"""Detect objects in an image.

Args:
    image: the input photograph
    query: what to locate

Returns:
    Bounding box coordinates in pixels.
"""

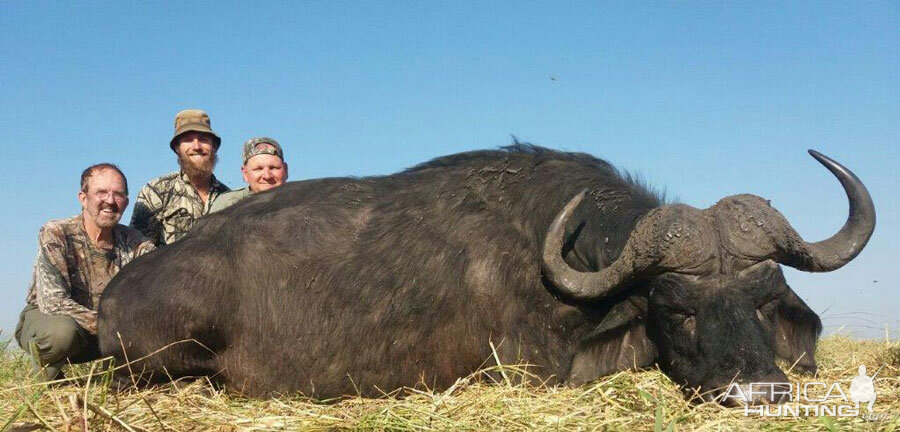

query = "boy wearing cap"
[209,137,289,213]
[130,109,230,245]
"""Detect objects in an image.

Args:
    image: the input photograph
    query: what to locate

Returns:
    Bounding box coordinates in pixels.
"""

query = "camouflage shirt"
[130,171,229,245]
[25,215,156,334]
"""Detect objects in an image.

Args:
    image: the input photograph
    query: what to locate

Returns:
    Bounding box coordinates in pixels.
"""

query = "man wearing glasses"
[16,163,155,381]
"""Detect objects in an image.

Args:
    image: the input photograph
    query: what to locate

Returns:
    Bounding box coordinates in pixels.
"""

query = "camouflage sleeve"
[136,238,156,257]
[115,227,157,268]
[33,223,98,334]
[130,235,156,261]
[130,182,164,246]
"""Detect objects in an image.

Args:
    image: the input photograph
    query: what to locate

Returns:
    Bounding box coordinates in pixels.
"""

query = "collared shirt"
[130,171,229,245]
[208,186,252,213]
[25,214,156,334]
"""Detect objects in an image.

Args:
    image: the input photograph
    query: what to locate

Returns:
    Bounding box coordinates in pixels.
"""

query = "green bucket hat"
[169,109,222,151]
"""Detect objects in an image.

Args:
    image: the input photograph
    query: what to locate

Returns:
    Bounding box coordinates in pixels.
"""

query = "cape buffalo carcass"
[98,144,875,403]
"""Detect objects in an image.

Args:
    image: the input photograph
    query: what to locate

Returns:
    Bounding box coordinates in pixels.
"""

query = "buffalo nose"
[749,382,792,405]
[745,371,792,406]
[714,371,792,406]
[715,382,792,406]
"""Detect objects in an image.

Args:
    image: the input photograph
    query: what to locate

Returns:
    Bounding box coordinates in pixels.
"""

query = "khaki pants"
[15,304,101,380]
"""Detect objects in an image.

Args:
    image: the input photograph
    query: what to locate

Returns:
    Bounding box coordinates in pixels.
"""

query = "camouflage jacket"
[130,171,229,245]
[25,215,156,334]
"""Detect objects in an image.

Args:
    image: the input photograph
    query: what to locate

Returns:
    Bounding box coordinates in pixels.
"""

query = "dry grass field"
[1,335,898,431]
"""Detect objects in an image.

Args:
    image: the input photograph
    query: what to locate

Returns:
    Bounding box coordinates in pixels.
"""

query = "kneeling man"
[209,137,288,212]
[16,164,155,380]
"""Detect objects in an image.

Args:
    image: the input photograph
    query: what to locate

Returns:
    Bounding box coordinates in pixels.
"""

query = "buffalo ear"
[567,295,657,386]
[774,287,822,375]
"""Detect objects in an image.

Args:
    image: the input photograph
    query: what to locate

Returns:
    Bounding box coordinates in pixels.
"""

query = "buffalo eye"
[756,297,779,322]
[755,297,780,336]
[670,312,697,337]
[682,315,697,336]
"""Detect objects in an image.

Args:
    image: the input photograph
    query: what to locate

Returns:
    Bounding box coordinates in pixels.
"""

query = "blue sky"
[1,2,897,339]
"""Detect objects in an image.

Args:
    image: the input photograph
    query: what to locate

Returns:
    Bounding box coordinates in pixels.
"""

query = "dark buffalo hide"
[99,144,872,401]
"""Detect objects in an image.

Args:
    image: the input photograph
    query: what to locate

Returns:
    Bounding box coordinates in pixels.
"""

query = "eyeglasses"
[92,190,128,201]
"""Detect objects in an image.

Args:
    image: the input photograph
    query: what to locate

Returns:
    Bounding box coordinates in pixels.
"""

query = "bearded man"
[131,109,230,245]
[16,164,155,380]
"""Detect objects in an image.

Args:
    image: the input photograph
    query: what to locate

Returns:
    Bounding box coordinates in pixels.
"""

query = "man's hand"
[84,319,98,335]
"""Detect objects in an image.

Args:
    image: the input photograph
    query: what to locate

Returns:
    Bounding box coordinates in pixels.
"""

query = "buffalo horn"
[541,190,648,300]
[773,150,876,271]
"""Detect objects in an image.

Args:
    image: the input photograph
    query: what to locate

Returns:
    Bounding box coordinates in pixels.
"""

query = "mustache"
[99,203,121,214]
[178,151,218,178]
